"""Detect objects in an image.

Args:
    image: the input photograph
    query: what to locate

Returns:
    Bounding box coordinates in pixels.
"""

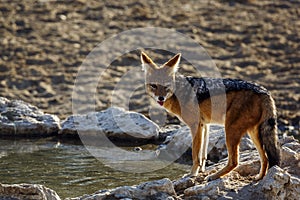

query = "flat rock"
[0,97,60,137]
[70,178,176,200]
[60,107,159,142]
[184,178,228,199]
[0,183,61,200]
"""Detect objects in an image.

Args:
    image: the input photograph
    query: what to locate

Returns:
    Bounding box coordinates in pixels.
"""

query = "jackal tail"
[259,95,281,168]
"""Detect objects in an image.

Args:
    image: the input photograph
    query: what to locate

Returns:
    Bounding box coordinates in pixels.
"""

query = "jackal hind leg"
[248,127,268,180]
[206,126,244,181]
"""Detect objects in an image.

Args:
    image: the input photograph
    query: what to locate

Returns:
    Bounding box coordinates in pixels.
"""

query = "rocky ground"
[0,0,299,136]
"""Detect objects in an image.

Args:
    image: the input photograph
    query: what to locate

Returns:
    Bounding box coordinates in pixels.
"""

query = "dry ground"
[0,0,299,134]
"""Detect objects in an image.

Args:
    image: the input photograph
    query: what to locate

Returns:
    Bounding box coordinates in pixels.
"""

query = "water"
[0,138,190,199]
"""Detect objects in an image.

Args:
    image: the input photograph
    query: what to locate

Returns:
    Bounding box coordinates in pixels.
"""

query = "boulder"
[280,135,300,176]
[0,97,60,137]
[70,178,176,200]
[0,183,61,200]
[159,125,255,163]
[254,166,300,200]
[173,177,195,192]
[60,107,159,142]
[158,126,192,162]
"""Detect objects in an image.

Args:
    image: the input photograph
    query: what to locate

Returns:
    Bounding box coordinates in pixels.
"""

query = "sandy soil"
[0,0,299,134]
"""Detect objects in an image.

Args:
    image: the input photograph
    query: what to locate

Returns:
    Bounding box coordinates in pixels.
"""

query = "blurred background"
[0,0,299,135]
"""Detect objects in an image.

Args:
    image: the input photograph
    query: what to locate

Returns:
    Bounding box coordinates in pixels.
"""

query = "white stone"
[60,107,159,140]
[71,178,176,200]
[0,97,60,136]
[258,166,300,200]
[0,183,61,200]
[184,178,226,198]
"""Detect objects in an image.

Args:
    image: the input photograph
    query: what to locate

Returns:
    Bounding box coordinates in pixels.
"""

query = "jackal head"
[141,51,181,106]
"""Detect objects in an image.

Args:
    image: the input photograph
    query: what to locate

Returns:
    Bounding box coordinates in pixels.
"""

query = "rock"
[207,126,255,161]
[71,178,176,200]
[60,107,159,142]
[158,126,192,162]
[280,135,300,176]
[183,170,252,199]
[184,178,227,199]
[183,166,300,200]
[0,97,60,137]
[253,166,300,200]
[233,150,261,177]
[281,145,300,171]
[0,183,61,200]
[159,125,255,163]
[173,177,195,192]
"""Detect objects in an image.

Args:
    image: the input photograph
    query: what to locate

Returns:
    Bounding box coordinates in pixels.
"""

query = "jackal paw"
[182,173,197,179]
[254,174,264,181]
[200,165,206,173]
[182,173,190,178]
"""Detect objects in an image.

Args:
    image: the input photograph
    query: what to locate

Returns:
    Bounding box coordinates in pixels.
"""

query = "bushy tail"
[259,96,281,168]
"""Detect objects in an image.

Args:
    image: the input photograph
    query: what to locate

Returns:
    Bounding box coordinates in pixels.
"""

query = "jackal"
[141,51,281,180]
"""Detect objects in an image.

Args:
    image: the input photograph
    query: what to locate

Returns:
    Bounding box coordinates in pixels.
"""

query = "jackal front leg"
[200,124,209,172]
[190,123,205,177]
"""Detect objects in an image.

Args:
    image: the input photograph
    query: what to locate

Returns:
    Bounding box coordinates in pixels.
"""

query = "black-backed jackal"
[141,52,281,181]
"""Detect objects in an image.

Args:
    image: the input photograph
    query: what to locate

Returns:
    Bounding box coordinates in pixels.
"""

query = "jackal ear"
[164,53,181,74]
[141,52,157,71]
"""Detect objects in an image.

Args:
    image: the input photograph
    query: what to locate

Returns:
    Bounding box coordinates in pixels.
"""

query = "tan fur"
[141,52,280,181]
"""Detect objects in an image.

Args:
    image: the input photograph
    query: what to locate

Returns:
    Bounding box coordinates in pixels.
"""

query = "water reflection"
[0,138,189,198]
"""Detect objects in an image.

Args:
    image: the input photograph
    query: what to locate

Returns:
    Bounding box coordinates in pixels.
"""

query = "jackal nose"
[158,96,164,101]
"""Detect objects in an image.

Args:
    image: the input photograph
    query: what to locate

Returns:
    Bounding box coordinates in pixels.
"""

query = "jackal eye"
[149,84,157,89]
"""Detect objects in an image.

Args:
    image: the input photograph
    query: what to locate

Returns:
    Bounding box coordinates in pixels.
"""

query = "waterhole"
[0,138,189,199]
